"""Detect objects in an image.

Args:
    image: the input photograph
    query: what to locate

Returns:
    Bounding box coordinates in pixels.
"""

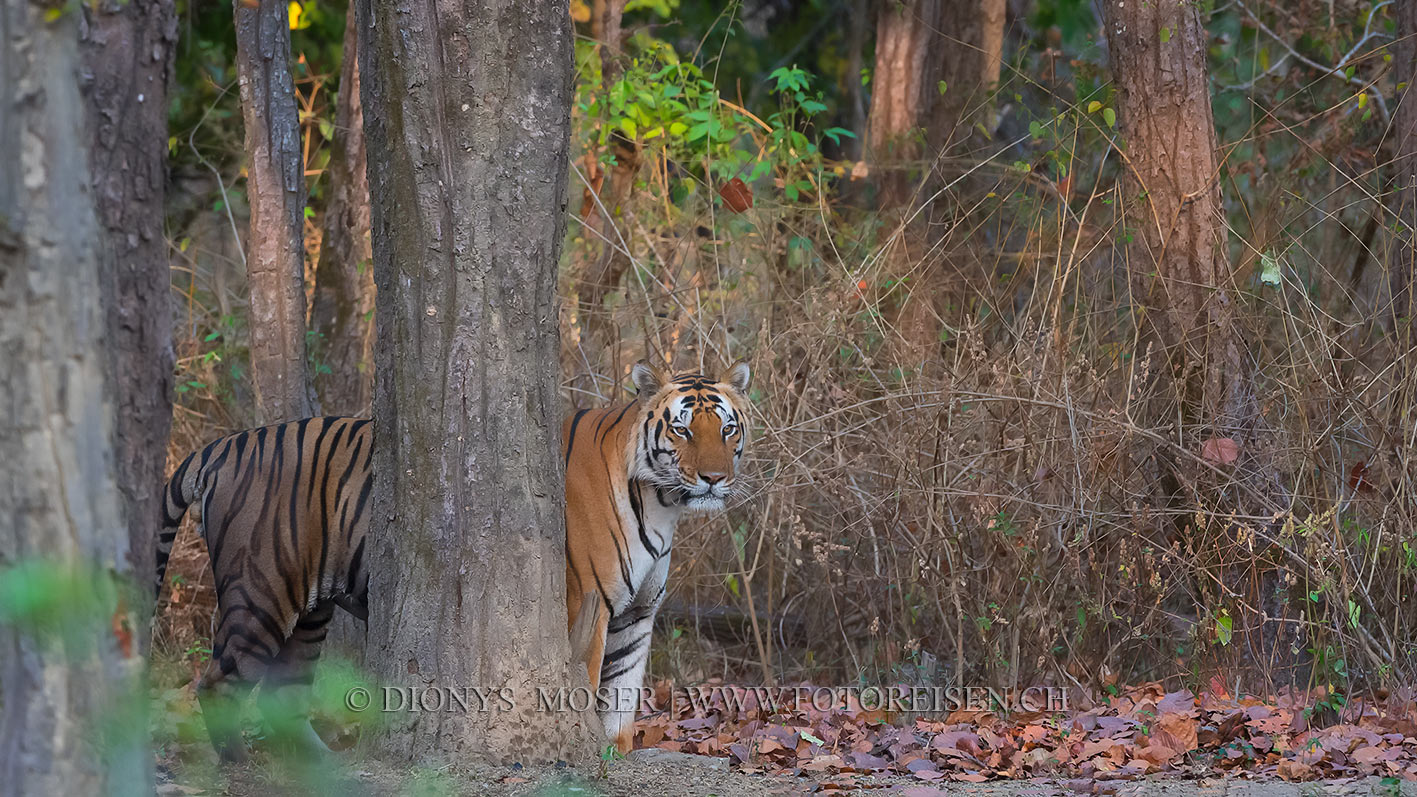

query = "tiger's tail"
[156,449,203,600]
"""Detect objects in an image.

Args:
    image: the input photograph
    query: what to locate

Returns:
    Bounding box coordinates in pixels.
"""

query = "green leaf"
[1103,107,1117,128]
[1087,100,1103,114]
[1216,610,1233,646]
[1028,120,1045,139]
[800,730,825,746]
[725,574,740,598]
[1348,600,1361,629]
[937,80,948,95]
[619,117,638,139]
[1159,26,1171,43]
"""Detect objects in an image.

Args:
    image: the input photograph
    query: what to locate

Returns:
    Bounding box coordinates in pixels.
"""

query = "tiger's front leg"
[596,556,669,753]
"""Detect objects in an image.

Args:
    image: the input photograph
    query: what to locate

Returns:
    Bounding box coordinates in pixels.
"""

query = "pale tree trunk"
[360,0,599,763]
[236,0,313,423]
[80,0,177,612]
[0,4,151,792]
[1391,0,1417,331]
[310,2,373,418]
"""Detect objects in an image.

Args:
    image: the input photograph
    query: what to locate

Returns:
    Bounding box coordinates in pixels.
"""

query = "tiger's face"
[632,361,752,511]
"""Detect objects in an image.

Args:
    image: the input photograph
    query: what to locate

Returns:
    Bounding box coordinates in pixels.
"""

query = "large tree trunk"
[1392,0,1417,331]
[925,0,1006,154]
[80,0,177,612]
[0,4,151,792]
[359,0,599,763]
[309,2,373,417]
[236,0,313,423]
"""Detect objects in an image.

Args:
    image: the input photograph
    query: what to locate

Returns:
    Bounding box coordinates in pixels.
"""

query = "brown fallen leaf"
[1277,759,1314,781]
[1134,744,1180,766]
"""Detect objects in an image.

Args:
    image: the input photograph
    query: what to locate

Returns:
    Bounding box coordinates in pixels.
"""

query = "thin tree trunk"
[576,0,637,350]
[1104,0,1290,682]
[844,0,871,162]
[236,0,312,423]
[0,4,151,791]
[866,0,942,209]
[1103,0,1251,433]
[310,2,373,417]
[360,0,599,763]
[80,0,177,612]
[1392,0,1417,331]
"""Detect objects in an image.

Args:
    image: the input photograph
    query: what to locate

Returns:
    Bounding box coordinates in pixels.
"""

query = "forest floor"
[151,657,1417,796]
[156,752,1417,796]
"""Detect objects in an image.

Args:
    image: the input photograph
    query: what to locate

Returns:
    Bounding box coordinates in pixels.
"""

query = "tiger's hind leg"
[198,608,279,764]
[258,600,336,757]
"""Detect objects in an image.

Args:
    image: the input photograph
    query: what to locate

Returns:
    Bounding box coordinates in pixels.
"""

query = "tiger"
[563,360,751,752]
[155,360,752,761]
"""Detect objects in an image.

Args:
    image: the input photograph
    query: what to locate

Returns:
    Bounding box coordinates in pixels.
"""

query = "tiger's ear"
[719,360,751,394]
[631,360,665,401]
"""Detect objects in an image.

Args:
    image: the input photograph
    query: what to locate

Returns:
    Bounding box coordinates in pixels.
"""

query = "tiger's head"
[630,360,752,512]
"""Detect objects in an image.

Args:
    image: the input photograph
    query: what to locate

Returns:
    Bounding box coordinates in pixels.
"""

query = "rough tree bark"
[0,4,151,792]
[1391,0,1417,331]
[80,0,177,606]
[309,3,373,417]
[235,0,313,423]
[359,0,599,762]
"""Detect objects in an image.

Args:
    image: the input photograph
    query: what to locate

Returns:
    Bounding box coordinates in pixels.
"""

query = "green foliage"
[0,559,122,652]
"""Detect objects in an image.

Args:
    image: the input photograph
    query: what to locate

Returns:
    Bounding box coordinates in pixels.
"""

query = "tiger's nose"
[701,472,728,486]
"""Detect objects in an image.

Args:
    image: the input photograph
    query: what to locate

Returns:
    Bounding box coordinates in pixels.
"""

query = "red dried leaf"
[1349,461,1376,493]
[719,177,753,212]
[1200,437,1241,465]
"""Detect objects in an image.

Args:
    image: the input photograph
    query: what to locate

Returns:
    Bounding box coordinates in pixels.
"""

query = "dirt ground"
[156,749,1417,797]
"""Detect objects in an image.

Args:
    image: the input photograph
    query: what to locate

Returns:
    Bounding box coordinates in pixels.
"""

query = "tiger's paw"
[614,725,635,755]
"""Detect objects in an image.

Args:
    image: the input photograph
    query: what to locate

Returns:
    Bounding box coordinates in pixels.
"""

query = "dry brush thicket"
[158,16,1416,702]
